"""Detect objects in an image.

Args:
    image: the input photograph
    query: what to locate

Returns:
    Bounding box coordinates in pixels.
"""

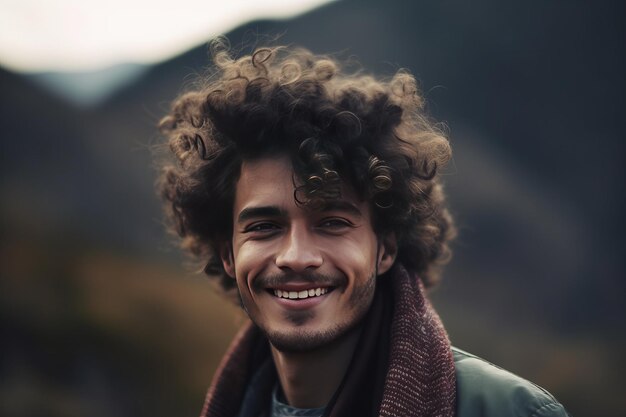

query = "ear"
[376,233,398,275]
[219,242,236,279]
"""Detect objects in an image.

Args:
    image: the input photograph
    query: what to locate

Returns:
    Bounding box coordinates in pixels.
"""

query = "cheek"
[326,238,378,273]
[233,243,274,288]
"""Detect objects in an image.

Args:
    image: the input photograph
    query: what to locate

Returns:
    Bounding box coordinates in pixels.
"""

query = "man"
[157,44,568,417]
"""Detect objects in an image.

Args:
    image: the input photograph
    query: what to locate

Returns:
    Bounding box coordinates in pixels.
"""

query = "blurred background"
[1,0,624,416]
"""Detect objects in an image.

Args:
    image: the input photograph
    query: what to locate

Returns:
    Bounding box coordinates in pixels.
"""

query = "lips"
[256,273,343,299]
[273,287,330,299]
[266,284,335,311]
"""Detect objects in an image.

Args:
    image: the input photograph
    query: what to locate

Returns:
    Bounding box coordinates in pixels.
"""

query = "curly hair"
[157,43,456,299]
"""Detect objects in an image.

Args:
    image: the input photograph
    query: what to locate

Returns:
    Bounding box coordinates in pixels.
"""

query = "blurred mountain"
[1,0,624,416]
[26,64,150,108]
[0,65,171,258]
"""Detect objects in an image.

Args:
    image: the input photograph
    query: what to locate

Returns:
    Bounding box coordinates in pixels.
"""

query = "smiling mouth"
[270,287,333,300]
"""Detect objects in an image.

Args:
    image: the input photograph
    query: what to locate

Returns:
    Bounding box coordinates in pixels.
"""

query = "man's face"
[222,155,395,352]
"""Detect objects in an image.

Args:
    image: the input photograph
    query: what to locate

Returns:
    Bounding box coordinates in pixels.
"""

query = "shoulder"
[452,347,569,417]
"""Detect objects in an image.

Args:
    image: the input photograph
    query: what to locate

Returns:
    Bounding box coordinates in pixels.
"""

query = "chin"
[263,319,363,353]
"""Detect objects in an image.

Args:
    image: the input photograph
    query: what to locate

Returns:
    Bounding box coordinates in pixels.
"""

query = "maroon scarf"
[200,264,456,417]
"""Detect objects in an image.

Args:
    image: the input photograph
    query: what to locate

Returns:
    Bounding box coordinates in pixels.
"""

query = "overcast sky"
[0,0,333,73]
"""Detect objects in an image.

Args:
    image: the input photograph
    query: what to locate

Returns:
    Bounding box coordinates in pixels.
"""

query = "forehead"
[238,155,294,188]
[233,156,368,217]
[235,156,294,206]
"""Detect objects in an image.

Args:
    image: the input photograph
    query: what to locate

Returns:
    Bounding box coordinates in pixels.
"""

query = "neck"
[270,326,362,409]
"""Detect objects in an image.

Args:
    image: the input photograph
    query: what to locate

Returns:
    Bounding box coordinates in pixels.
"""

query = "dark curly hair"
[157,43,456,299]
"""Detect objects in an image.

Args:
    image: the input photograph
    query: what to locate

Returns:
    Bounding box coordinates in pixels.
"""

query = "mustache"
[253,271,345,290]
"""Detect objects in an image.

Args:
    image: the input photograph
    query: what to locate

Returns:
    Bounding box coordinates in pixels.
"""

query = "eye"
[318,218,353,230]
[244,222,280,233]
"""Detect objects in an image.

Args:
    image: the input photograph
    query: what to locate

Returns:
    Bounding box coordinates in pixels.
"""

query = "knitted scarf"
[200,264,456,417]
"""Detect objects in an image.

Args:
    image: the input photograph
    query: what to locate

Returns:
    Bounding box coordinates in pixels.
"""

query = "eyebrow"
[236,201,363,224]
[237,206,287,224]
[319,200,363,218]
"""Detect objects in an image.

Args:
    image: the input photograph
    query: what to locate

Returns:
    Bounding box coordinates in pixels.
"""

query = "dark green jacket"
[453,347,569,417]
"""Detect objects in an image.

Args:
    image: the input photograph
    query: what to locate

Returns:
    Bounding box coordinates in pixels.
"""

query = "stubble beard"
[258,272,377,353]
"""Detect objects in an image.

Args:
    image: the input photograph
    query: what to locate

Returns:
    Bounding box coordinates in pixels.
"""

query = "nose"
[275,224,323,272]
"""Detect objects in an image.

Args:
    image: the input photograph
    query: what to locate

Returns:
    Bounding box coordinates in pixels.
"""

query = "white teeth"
[273,287,330,299]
